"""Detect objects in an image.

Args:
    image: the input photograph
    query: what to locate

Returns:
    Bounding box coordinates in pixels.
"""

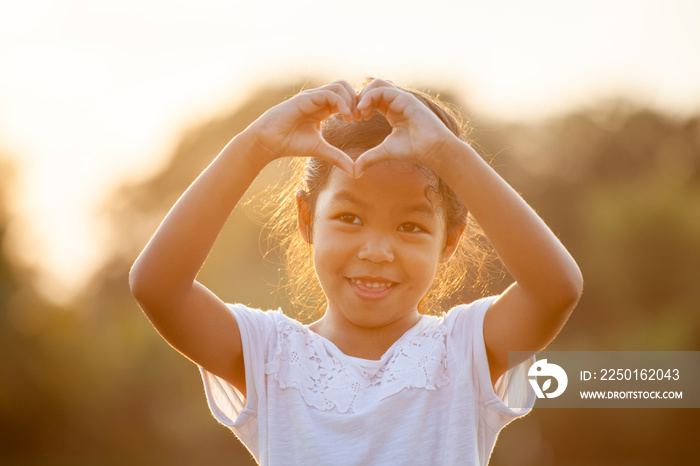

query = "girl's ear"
[296,189,313,244]
[440,223,465,263]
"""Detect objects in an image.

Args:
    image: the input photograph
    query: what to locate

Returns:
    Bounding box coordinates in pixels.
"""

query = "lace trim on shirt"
[264,316,449,413]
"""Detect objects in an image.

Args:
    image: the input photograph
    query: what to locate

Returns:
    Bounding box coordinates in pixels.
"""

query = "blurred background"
[1,1,699,464]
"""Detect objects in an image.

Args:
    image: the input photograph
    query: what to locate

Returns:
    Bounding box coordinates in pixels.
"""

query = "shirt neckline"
[303,314,438,369]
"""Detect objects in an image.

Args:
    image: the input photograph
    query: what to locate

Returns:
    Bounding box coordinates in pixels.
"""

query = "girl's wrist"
[429,135,479,181]
[226,126,277,172]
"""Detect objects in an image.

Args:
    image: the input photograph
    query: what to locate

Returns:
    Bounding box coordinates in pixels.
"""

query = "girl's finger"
[313,81,358,122]
[356,86,410,121]
[299,89,353,121]
[352,143,392,178]
[357,78,395,102]
[330,80,360,119]
[358,77,395,97]
[313,139,356,178]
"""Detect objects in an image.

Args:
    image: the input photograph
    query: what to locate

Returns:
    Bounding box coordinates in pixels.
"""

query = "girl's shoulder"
[242,295,498,354]
[227,296,497,347]
[223,303,293,342]
[441,295,499,332]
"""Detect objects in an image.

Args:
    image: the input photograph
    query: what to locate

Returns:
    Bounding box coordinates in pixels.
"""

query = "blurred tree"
[0,159,93,463]
[476,103,700,465]
[4,83,698,464]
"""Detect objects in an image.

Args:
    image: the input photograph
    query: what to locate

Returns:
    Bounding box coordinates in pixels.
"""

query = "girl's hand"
[248,81,358,176]
[353,79,459,177]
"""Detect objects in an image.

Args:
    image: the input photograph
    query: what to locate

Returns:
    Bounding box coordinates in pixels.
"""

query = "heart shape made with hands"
[318,81,454,180]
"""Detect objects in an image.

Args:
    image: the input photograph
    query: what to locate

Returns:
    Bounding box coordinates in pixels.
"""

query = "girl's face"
[300,161,461,330]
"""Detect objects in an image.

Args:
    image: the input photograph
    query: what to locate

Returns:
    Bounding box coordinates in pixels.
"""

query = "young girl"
[129,79,583,465]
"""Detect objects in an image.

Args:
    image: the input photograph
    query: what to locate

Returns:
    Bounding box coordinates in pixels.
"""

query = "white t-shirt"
[200,296,535,465]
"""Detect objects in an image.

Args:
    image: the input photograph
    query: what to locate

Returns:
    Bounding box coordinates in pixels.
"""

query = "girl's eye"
[398,223,424,233]
[338,214,361,225]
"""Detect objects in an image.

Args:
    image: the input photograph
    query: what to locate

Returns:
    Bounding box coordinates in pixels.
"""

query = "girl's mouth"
[347,277,397,300]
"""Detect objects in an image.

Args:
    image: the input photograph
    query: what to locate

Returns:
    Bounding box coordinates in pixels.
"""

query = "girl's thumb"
[353,144,390,178]
[315,140,355,178]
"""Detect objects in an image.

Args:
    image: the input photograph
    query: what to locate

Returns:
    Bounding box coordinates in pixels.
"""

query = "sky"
[1,0,699,304]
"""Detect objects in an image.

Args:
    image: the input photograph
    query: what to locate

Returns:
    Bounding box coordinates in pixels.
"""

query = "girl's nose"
[357,234,395,263]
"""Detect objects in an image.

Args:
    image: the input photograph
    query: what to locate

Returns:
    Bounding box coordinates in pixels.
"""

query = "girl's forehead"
[321,161,441,209]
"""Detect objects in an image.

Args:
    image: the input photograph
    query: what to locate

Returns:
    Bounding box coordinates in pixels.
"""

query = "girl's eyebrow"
[331,189,437,218]
[403,203,438,218]
[331,189,369,208]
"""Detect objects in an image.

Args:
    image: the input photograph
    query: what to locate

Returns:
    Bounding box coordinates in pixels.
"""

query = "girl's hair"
[252,81,497,322]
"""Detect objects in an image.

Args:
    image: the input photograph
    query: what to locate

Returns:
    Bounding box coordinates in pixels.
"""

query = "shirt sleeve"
[199,304,277,445]
[446,296,536,432]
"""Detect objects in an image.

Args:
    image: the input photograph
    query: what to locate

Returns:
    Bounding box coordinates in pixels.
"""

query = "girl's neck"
[309,309,422,360]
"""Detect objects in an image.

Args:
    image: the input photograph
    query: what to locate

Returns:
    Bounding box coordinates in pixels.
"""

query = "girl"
[129,79,583,465]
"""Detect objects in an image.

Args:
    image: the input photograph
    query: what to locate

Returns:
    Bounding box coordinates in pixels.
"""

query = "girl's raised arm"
[129,82,356,394]
[354,80,583,386]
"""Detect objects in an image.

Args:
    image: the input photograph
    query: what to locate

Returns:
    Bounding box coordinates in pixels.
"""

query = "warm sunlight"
[1,0,699,303]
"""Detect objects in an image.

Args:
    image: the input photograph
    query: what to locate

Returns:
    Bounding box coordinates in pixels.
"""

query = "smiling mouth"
[348,277,397,289]
[346,277,398,301]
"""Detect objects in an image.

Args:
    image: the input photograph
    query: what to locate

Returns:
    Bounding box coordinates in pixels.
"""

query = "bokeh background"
[1,1,699,464]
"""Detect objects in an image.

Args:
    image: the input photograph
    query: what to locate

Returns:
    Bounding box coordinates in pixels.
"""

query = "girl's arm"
[354,80,583,386]
[129,82,356,394]
[433,138,583,385]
